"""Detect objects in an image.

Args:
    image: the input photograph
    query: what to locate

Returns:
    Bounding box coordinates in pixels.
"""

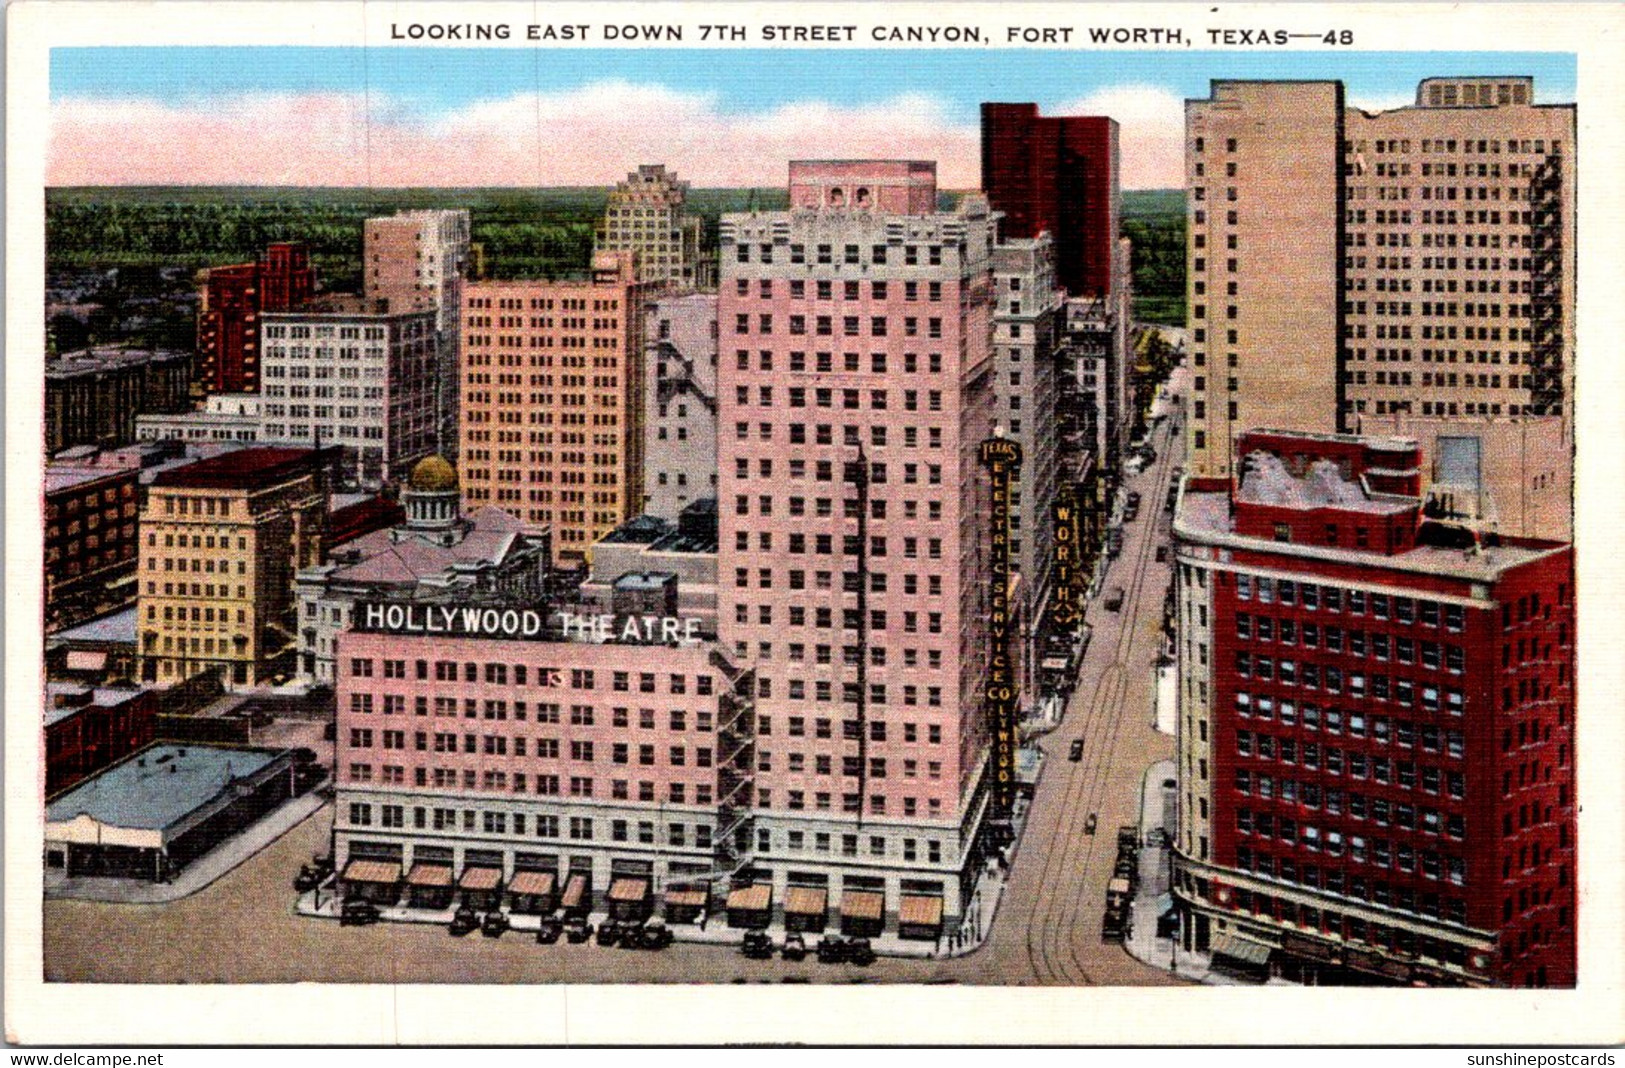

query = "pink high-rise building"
[715,161,999,935]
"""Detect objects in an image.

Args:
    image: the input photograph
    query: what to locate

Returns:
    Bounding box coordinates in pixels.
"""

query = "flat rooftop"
[150,446,330,490]
[51,605,139,646]
[1178,487,1563,581]
[46,744,282,831]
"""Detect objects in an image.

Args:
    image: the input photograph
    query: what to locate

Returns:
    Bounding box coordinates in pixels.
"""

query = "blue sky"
[51,47,1577,118]
[48,47,1577,188]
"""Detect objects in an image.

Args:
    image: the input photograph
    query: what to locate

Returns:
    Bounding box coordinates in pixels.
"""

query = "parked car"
[596,920,623,947]
[1127,491,1142,510]
[535,917,564,944]
[1118,826,1141,850]
[480,911,510,939]
[339,900,380,927]
[293,864,325,893]
[1155,546,1168,562]
[781,932,808,961]
[1101,910,1127,944]
[564,918,594,943]
[639,920,674,951]
[846,938,877,967]
[1104,587,1125,612]
[1069,738,1085,762]
[816,935,848,963]
[449,905,480,937]
[1084,813,1098,836]
[742,930,775,959]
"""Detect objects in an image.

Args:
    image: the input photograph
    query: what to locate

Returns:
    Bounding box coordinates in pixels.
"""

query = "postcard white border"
[7,0,1625,1047]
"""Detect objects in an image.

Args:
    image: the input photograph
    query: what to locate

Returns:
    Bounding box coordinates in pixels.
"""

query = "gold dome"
[408,455,458,492]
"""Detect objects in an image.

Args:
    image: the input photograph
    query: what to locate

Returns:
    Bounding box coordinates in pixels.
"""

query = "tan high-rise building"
[1184,81,1346,483]
[364,210,471,462]
[458,251,652,565]
[136,446,333,689]
[1184,77,1576,539]
[595,165,715,289]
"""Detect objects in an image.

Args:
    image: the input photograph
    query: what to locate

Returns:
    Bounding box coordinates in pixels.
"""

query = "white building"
[135,393,262,445]
[260,297,438,488]
[644,292,718,521]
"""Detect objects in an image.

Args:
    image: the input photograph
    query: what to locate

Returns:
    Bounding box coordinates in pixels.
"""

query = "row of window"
[730,241,944,267]
[349,658,715,695]
[732,278,944,302]
[345,693,719,731]
[346,801,709,847]
[731,349,946,375]
[347,768,708,805]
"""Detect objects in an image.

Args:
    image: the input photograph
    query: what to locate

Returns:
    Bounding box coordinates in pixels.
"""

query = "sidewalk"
[45,791,330,904]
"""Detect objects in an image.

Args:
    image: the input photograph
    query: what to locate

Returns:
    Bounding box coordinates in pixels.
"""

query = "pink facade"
[715,161,999,915]
[788,160,938,214]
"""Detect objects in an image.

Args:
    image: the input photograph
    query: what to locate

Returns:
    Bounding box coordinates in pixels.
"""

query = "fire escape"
[840,447,872,829]
[652,339,717,416]
[1526,152,1564,416]
[709,648,757,881]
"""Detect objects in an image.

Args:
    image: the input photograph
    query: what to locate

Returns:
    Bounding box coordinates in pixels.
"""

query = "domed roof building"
[409,454,458,492]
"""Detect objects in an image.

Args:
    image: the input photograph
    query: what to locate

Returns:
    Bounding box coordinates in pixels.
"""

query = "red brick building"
[45,683,158,795]
[196,242,315,394]
[980,103,1121,300]
[44,451,143,631]
[1172,430,1574,988]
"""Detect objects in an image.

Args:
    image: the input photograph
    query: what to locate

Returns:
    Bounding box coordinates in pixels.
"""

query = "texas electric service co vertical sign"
[979,436,1022,819]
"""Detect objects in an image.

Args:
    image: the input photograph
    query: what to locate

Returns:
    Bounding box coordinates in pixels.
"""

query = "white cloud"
[1053,84,1187,189]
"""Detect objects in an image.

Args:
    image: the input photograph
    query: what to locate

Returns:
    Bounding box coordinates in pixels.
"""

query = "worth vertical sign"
[979,436,1022,824]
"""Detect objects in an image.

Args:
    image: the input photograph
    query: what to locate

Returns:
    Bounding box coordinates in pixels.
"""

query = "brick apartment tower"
[981,103,1121,300]
[1184,78,1575,539]
[716,161,998,932]
[364,210,471,463]
[196,242,315,395]
[458,251,652,566]
[1172,430,1574,987]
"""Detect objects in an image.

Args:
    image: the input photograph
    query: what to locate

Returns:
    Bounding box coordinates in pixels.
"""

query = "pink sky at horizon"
[48,82,1188,190]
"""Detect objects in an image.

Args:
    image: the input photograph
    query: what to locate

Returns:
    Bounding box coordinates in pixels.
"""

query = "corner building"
[716,161,998,935]
[1172,430,1574,987]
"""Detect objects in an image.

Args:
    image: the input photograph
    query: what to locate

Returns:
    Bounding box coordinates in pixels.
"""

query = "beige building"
[595,165,715,289]
[1184,77,1575,539]
[136,446,332,688]
[364,210,471,462]
[458,251,653,565]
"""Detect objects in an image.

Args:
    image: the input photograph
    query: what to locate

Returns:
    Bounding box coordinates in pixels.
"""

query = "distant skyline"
[49,47,1577,189]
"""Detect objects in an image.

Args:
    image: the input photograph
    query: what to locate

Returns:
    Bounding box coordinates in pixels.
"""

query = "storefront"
[405,862,454,909]
[1210,932,1275,980]
[725,883,772,930]
[783,885,829,934]
[838,890,885,938]
[342,859,402,905]
[507,869,557,915]
[607,876,653,922]
[663,884,709,925]
[560,872,592,918]
[897,894,945,942]
[459,865,504,911]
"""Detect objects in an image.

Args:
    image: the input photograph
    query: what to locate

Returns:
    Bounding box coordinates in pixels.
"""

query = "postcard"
[6,0,1624,1048]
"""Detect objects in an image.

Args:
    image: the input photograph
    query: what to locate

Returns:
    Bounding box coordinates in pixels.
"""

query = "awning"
[406,863,452,888]
[664,886,709,908]
[561,874,588,909]
[458,866,502,892]
[840,890,884,922]
[342,860,401,884]
[66,650,108,671]
[726,883,771,912]
[608,877,650,903]
[898,894,944,928]
[784,886,828,917]
[1212,932,1274,967]
[508,870,556,897]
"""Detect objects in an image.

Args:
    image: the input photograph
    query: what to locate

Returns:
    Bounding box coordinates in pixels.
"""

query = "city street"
[43,378,1190,987]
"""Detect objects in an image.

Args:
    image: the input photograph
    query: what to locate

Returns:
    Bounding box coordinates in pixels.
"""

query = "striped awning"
[608,877,650,903]
[561,874,589,908]
[342,860,401,884]
[664,886,709,908]
[840,890,884,921]
[458,866,502,891]
[726,883,771,912]
[784,886,828,917]
[898,894,944,928]
[1213,933,1274,967]
[508,870,556,897]
[406,863,452,888]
